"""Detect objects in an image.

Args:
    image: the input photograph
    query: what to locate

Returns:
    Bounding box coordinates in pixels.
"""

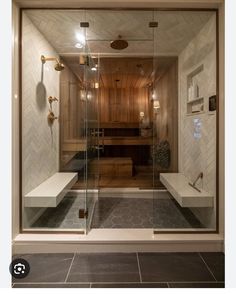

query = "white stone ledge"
[160,173,213,207]
[24,172,78,207]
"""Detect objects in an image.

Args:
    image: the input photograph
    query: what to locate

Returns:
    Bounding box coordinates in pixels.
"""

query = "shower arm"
[41,55,59,64]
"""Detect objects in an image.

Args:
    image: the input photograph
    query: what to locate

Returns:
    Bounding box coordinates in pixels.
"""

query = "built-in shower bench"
[160,173,213,207]
[24,172,78,207]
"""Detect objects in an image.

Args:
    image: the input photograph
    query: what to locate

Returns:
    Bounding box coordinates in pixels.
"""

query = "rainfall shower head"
[41,55,65,71]
[110,35,128,50]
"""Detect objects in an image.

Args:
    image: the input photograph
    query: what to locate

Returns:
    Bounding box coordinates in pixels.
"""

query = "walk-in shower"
[20,8,218,235]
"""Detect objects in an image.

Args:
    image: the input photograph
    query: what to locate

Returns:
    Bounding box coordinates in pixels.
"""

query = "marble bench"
[24,172,78,207]
[160,173,213,207]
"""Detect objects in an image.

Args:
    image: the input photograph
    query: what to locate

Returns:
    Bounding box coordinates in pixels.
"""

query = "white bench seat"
[160,173,213,207]
[24,172,78,207]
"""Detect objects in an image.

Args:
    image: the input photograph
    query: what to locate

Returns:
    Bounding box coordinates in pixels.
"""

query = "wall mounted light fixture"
[153,100,160,109]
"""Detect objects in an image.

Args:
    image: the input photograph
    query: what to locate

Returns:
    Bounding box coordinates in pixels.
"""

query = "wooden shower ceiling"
[99,57,152,89]
[99,57,177,88]
[61,56,177,88]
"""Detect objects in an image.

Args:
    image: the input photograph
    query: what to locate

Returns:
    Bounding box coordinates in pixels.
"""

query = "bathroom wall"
[22,13,60,227]
[178,14,217,228]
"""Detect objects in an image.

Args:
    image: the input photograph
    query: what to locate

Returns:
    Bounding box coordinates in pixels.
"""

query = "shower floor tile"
[31,196,85,229]
[31,193,204,230]
[91,195,204,229]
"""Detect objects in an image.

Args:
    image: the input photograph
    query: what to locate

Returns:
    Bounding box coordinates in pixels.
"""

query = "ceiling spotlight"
[75,42,83,48]
[75,33,86,48]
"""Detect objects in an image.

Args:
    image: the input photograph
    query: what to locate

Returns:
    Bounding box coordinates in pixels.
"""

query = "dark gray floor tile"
[13,283,90,288]
[12,254,73,283]
[67,253,140,283]
[169,282,225,288]
[91,282,168,288]
[200,252,225,281]
[138,252,215,282]
[91,197,203,229]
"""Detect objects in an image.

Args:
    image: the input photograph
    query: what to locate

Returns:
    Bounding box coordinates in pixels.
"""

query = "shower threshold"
[13,229,223,254]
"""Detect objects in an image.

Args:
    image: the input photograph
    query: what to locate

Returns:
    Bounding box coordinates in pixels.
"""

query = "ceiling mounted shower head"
[41,55,65,71]
[110,35,128,50]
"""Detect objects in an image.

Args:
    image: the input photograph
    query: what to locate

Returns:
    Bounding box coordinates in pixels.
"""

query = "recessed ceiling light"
[75,33,86,48]
[75,42,83,48]
[91,67,97,71]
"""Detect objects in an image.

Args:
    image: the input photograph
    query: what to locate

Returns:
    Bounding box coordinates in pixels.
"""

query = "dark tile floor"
[31,194,203,229]
[92,196,204,228]
[12,252,224,288]
[32,196,85,229]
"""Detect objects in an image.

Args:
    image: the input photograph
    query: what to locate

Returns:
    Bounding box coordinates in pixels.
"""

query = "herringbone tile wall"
[178,15,217,228]
[22,14,60,226]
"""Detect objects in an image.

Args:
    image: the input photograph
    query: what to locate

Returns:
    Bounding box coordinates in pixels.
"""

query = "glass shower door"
[83,26,100,233]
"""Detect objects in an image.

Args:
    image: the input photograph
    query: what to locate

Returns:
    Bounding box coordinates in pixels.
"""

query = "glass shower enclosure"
[20,8,218,234]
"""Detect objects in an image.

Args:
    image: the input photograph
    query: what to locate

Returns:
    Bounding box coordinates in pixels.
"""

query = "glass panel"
[85,10,155,229]
[21,9,89,232]
[83,21,100,232]
[153,11,217,232]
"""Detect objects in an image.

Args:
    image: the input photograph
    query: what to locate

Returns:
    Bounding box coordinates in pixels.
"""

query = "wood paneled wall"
[99,87,152,124]
[154,58,178,172]
[60,64,84,141]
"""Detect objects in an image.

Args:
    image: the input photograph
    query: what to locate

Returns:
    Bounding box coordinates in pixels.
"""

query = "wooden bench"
[90,157,133,177]
[24,172,78,207]
[160,173,213,207]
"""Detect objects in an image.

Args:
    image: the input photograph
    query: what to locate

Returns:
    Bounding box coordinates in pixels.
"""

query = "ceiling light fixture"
[91,66,97,71]
[75,33,86,48]
[75,42,83,48]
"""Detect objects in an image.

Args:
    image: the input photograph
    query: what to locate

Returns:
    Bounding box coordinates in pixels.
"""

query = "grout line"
[167,282,170,288]
[64,253,76,283]
[198,253,217,281]
[90,283,92,288]
[136,252,142,283]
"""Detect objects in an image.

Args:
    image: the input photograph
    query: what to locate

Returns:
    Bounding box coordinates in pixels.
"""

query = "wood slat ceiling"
[62,56,177,88]
[99,57,177,88]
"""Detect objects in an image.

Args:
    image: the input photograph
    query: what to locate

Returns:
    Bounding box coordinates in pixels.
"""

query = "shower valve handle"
[48,96,58,104]
[48,110,58,123]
